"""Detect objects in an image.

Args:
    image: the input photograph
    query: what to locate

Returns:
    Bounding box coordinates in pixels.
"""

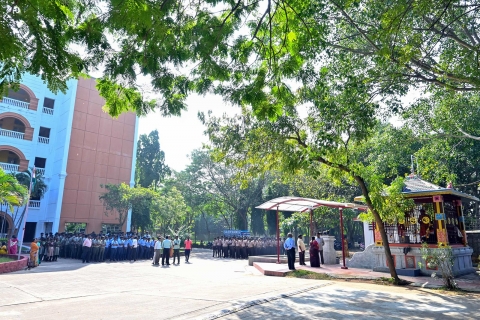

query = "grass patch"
[286,270,332,280]
[0,257,14,263]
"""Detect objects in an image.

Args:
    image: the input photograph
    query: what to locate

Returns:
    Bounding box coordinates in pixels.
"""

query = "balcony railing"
[29,200,40,208]
[38,136,49,144]
[0,128,25,139]
[42,107,54,115]
[1,97,29,109]
[0,162,19,172]
[36,168,45,176]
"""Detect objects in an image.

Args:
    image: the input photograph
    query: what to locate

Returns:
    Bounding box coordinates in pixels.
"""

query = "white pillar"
[322,236,337,264]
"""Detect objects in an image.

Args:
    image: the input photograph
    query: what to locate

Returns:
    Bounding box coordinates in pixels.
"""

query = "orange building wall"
[59,77,137,233]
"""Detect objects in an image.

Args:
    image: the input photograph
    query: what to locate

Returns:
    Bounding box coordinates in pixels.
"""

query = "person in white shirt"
[152,237,163,266]
[131,237,138,262]
[172,236,181,264]
[81,235,92,263]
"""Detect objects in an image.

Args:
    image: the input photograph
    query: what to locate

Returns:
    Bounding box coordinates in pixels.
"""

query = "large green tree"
[3,1,479,118]
[135,129,171,189]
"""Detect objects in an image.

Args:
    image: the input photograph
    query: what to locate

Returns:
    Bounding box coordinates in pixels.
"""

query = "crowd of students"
[23,232,193,267]
[212,236,287,259]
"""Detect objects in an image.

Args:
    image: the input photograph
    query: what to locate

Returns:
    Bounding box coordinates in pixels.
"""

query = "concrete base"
[373,245,476,277]
[248,255,309,266]
[396,268,421,277]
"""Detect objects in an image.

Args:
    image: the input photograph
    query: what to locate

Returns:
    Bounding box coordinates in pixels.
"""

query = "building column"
[19,159,29,171]
[374,222,383,246]
[433,195,448,247]
[24,127,34,140]
[454,200,467,246]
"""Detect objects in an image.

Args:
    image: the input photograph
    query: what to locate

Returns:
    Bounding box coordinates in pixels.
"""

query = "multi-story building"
[0,74,138,241]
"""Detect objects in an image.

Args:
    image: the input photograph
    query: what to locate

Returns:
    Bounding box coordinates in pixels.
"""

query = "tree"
[0,169,27,210]
[135,130,171,189]
[5,1,480,119]
[203,106,423,284]
[130,187,158,233]
[3,169,48,237]
[151,187,187,235]
[99,183,132,228]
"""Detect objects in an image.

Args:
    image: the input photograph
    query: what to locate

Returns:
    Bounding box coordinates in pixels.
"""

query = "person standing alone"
[297,234,306,266]
[81,235,92,263]
[162,236,172,266]
[184,237,192,262]
[172,236,181,265]
[283,233,296,270]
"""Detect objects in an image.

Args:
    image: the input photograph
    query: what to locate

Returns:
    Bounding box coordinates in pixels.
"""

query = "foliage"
[418,243,457,290]
[130,187,158,232]
[151,187,187,234]
[4,1,480,120]
[99,183,132,227]
[0,169,27,211]
[135,130,171,189]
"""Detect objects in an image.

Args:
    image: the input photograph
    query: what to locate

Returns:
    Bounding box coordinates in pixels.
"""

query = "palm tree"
[0,168,28,237]
[5,168,48,237]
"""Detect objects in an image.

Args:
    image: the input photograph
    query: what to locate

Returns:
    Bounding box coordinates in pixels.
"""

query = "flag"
[31,166,36,189]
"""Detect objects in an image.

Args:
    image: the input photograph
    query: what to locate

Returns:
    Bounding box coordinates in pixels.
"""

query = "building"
[0,74,138,241]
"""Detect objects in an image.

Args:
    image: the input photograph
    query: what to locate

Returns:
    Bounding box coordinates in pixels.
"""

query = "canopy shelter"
[256,196,368,268]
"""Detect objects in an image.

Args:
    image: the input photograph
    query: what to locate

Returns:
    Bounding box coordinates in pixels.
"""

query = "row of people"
[212,237,288,259]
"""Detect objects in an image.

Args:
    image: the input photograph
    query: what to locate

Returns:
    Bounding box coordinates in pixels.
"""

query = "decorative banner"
[453,200,462,206]
[433,195,443,203]
[435,213,445,220]
[459,216,465,222]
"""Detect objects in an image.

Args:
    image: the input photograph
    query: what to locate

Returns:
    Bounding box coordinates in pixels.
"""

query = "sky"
[137,93,239,172]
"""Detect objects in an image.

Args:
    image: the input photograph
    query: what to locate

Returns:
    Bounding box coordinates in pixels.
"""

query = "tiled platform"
[254,261,480,291]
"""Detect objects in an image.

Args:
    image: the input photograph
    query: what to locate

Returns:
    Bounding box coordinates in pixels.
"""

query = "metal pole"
[310,209,313,239]
[276,207,280,264]
[339,208,348,269]
[18,174,33,260]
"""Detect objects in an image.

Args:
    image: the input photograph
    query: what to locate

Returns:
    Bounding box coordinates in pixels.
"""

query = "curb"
[198,283,334,319]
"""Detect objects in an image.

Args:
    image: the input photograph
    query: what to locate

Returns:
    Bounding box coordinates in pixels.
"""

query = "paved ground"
[0,250,478,319]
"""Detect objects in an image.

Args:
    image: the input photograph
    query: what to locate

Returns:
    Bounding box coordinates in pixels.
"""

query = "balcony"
[1,97,29,109]
[0,162,19,173]
[29,200,40,208]
[35,168,45,175]
[38,136,49,144]
[0,128,25,139]
[42,107,54,115]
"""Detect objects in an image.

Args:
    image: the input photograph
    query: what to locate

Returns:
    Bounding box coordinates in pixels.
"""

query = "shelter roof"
[354,175,479,202]
[255,196,368,212]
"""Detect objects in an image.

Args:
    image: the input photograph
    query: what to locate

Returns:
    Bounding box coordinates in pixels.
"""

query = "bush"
[418,243,457,290]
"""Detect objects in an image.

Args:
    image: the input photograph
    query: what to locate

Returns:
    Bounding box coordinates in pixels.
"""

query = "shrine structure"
[352,175,478,276]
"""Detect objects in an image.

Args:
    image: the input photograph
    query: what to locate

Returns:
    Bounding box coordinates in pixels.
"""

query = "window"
[102,224,122,234]
[34,157,46,168]
[39,127,51,138]
[7,88,30,102]
[65,222,87,234]
[43,98,55,109]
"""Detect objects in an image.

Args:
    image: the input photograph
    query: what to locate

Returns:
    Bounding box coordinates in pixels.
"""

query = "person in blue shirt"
[162,235,172,266]
[283,233,296,270]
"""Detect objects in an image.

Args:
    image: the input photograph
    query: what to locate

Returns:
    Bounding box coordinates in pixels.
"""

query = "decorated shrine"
[354,175,478,276]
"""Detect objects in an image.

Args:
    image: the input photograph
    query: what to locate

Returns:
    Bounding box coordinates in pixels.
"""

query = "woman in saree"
[8,235,18,254]
[30,239,39,267]
[309,236,320,267]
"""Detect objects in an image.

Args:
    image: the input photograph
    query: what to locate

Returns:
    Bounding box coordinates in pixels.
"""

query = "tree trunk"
[354,176,400,284]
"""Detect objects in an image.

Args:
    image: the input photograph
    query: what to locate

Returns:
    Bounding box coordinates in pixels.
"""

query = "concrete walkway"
[0,250,478,319]
[254,261,480,291]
